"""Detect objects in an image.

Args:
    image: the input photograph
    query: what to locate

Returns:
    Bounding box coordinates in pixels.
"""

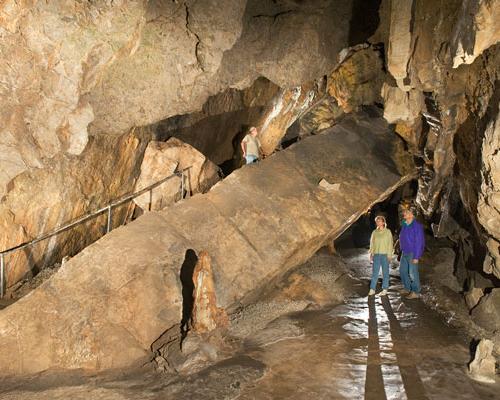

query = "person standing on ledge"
[241,126,263,164]
[368,215,393,297]
[399,205,425,299]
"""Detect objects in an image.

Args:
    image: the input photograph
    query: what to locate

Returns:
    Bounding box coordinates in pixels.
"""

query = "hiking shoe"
[399,289,411,295]
[406,292,420,299]
[377,289,388,296]
[368,289,375,296]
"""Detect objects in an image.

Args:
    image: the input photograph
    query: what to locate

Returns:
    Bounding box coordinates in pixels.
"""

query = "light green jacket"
[369,228,393,256]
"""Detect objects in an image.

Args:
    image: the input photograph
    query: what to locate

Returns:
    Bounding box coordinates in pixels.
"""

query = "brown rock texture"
[478,106,500,278]
[0,129,149,287]
[191,251,228,334]
[328,46,385,113]
[0,115,413,375]
[134,138,220,212]
[469,339,496,382]
[472,288,500,332]
[257,82,319,155]
[0,0,358,287]
[155,78,281,165]
[379,0,500,290]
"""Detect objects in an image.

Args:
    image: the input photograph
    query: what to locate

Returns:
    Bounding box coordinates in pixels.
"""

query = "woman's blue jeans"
[399,252,421,293]
[370,254,390,290]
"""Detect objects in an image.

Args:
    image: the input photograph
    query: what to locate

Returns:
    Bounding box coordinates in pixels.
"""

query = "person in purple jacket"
[399,205,425,299]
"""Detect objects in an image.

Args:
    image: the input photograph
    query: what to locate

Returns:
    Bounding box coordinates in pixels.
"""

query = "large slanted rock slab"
[0,115,413,376]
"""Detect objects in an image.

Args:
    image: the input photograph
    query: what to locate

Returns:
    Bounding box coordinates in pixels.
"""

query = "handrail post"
[106,205,112,233]
[186,168,191,199]
[1,253,5,299]
[149,188,153,212]
[180,171,185,200]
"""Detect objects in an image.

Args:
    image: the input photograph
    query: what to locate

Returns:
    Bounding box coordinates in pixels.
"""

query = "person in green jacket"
[368,215,393,296]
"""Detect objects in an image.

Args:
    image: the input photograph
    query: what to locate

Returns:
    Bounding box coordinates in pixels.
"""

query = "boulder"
[469,339,497,383]
[472,288,500,332]
[465,287,484,310]
[134,139,220,212]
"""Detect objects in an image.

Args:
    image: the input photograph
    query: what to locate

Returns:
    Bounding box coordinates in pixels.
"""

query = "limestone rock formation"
[465,287,485,310]
[0,129,149,287]
[191,251,228,334]
[469,339,497,383]
[328,46,384,113]
[427,248,461,293]
[478,106,500,278]
[472,288,500,332]
[155,78,280,165]
[379,0,500,294]
[0,0,358,288]
[0,115,412,375]
[134,139,220,212]
[257,82,319,155]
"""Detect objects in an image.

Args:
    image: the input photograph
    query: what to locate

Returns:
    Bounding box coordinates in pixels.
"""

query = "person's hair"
[375,215,387,228]
[249,126,257,133]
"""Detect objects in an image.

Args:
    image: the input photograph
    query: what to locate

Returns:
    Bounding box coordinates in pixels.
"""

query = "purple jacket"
[399,219,425,259]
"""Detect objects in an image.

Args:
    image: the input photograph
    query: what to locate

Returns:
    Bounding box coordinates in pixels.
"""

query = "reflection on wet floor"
[236,250,499,400]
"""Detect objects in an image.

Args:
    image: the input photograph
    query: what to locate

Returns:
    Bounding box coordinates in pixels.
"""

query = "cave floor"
[1,250,498,400]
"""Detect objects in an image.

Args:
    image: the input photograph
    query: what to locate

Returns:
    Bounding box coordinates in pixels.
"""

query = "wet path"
[235,293,497,399]
[1,250,498,399]
[232,249,499,399]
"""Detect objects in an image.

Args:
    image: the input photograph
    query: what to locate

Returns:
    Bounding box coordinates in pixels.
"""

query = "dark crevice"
[348,0,381,45]
[184,2,204,71]
[252,9,296,22]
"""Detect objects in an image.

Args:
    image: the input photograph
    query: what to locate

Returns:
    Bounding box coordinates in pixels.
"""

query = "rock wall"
[0,128,150,286]
[376,0,500,333]
[0,0,358,287]
[370,0,500,340]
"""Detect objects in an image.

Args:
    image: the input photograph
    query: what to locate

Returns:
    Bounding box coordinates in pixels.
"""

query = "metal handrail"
[0,166,192,298]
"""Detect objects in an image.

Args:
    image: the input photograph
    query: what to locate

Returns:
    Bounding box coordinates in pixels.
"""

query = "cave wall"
[0,0,358,287]
[376,0,500,320]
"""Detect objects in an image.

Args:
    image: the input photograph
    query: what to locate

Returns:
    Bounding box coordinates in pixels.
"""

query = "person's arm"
[412,223,425,262]
[369,231,374,263]
[241,138,247,157]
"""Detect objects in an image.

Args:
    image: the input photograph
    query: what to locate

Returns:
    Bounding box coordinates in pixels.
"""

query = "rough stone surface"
[155,77,280,165]
[0,0,357,287]
[0,115,412,376]
[0,129,149,287]
[257,82,318,155]
[386,0,413,90]
[328,47,384,113]
[427,248,461,293]
[469,339,497,383]
[191,251,228,334]
[478,105,500,278]
[134,138,220,212]
[452,0,500,68]
[465,287,485,310]
[380,0,500,291]
[472,288,500,332]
